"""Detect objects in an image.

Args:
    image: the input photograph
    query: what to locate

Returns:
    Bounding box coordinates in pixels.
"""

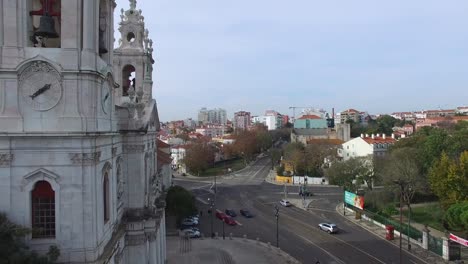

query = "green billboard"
[344,191,364,210]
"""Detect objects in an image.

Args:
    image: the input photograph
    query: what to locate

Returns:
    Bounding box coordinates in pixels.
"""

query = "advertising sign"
[344,191,364,210]
[450,233,468,247]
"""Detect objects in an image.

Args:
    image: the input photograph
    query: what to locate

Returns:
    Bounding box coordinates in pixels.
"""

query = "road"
[174,157,428,264]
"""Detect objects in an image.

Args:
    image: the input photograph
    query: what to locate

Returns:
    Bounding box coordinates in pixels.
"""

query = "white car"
[318,223,338,234]
[280,199,291,207]
[181,218,198,226]
[182,229,201,238]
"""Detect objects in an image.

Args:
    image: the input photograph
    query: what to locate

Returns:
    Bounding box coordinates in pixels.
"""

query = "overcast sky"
[114,0,468,121]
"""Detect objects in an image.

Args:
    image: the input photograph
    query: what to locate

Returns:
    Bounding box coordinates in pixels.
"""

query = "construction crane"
[288,106,316,121]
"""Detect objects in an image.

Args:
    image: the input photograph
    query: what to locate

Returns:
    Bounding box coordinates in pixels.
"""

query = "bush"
[276,165,285,176]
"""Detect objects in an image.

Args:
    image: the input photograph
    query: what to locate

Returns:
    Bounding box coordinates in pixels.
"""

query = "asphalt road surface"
[174,157,428,264]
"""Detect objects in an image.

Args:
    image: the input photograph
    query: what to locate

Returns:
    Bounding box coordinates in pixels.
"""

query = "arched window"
[122,65,136,96]
[103,172,110,223]
[31,180,55,238]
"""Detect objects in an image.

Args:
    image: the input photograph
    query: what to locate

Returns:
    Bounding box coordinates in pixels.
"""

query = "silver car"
[182,228,201,238]
[318,223,338,234]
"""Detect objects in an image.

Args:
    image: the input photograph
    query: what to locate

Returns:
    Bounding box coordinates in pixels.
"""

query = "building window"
[31,181,55,238]
[103,172,109,223]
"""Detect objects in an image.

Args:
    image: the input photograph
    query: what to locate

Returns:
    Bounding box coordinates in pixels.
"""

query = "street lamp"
[274,205,279,248]
[208,198,214,238]
[393,179,405,264]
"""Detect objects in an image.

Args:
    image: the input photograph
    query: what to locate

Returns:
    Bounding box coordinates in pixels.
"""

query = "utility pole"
[274,205,279,248]
[393,179,404,264]
[208,198,214,238]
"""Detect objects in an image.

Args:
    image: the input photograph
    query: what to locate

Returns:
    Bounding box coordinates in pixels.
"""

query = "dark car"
[299,190,312,197]
[225,209,237,217]
[240,209,253,218]
[224,216,237,226]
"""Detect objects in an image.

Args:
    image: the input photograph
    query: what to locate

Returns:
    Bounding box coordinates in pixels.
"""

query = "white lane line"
[196,197,208,205]
[235,220,243,226]
[296,234,346,264]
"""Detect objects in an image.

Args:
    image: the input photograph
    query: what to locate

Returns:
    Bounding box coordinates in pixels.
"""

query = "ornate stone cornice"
[0,153,14,167]
[69,152,101,166]
[123,144,145,154]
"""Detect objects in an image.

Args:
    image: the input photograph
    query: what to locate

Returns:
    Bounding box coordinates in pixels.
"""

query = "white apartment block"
[252,115,277,130]
[338,134,397,160]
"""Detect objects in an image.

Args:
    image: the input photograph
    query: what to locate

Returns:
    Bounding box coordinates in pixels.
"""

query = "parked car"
[216,211,227,220]
[240,209,253,218]
[280,199,291,207]
[299,190,312,196]
[181,218,198,226]
[318,223,338,234]
[223,216,237,226]
[225,209,237,217]
[189,215,199,222]
[181,228,201,238]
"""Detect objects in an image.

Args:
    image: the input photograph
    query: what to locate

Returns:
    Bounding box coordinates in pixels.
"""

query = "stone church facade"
[0,0,169,263]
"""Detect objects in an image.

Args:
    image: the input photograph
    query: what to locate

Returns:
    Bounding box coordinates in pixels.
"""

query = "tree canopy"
[165,186,197,224]
[0,213,60,264]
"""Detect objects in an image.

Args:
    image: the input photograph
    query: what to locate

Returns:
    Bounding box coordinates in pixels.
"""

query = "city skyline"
[114,0,468,121]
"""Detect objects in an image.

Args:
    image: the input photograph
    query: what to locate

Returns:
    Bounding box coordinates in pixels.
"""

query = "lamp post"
[208,198,214,238]
[407,186,412,251]
[343,186,346,216]
[222,218,225,240]
[393,179,405,264]
[274,205,279,248]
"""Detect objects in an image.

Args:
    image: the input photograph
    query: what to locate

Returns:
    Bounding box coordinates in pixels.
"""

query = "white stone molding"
[69,151,102,166]
[0,153,14,167]
[122,144,144,154]
[22,168,61,191]
[21,168,61,244]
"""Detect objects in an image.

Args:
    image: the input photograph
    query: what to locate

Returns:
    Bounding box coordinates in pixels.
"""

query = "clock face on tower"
[20,61,62,111]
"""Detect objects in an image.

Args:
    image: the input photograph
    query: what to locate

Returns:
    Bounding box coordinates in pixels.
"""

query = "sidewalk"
[166,235,300,264]
[336,203,451,264]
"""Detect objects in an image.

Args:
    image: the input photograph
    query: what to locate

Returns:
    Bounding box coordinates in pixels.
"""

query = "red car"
[216,211,227,220]
[224,216,237,226]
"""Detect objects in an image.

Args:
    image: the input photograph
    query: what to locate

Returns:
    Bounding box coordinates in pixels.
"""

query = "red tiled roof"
[157,150,173,165]
[157,139,170,148]
[362,136,397,144]
[298,115,322,120]
[344,109,359,113]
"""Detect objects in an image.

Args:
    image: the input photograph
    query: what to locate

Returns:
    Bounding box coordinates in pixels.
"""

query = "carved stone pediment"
[123,144,144,154]
[69,151,101,166]
[0,153,14,167]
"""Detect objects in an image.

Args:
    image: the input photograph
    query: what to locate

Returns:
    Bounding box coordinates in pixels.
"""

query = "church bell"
[35,15,59,38]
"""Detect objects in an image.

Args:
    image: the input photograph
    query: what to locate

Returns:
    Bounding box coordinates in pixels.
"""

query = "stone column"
[81,0,96,70]
[61,0,79,49]
[422,225,429,250]
[442,237,449,261]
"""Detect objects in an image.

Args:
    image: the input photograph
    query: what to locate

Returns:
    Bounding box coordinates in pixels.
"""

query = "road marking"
[296,234,346,264]
[235,220,243,226]
[196,197,208,205]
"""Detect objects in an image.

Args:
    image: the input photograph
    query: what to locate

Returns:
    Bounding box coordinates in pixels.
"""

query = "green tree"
[183,141,215,175]
[429,151,468,208]
[381,147,426,210]
[276,164,285,176]
[443,201,468,232]
[269,148,282,170]
[165,186,197,224]
[0,213,60,264]
[324,157,367,190]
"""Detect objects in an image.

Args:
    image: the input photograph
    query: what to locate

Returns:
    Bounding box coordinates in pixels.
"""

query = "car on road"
[223,216,237,226]
[280,199,292,207]
[216,211,228,220]
[225,209,237,217]
[318,223,338,234]
[240,209,253,218]
[181,218,198,226]
[299,190,312,196]
[181,228,201,238]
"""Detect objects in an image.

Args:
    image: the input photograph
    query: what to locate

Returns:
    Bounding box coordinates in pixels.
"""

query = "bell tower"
[114,0,155,106]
